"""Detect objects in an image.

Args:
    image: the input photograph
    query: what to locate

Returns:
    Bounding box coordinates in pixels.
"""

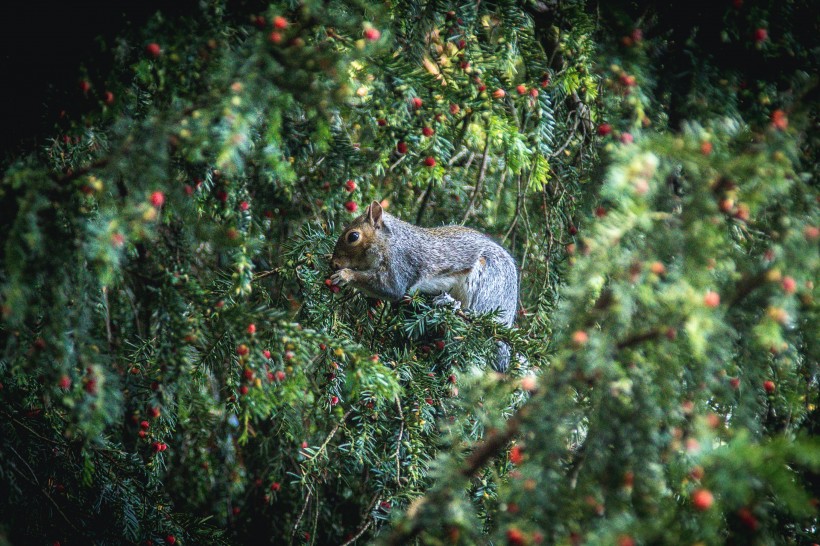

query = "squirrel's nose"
[331,259,342,271]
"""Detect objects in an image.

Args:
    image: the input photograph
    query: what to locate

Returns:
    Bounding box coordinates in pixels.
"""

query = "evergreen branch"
[6,445,81,534]
[2,411,62,446]
[50,156,112,184]
[461,412,525,478]
[616,328,662,350]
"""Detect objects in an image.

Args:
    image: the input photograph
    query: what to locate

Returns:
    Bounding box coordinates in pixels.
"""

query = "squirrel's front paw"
[330,268,354,286]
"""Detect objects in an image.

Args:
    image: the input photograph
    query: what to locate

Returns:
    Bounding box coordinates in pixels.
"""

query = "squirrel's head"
[331,201,385,271]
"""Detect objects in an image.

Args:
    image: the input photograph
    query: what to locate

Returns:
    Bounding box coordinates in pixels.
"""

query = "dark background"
[0,1,199,157]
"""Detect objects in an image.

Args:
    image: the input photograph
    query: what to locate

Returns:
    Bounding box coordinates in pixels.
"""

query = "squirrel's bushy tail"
[495,341,511,372]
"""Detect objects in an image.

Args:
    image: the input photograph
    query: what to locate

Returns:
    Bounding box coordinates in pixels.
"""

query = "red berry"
[729,377,741,389]
[704,291,720,308]
[700,141,713,155]
[595,206,607,218]
[737,507,759,530]
[59,375,71,389]
[263,349,272,359]
[148,406,161,418]
[506,527,525,546]
[79,80,91,94]
[617,536,636,546]
[422,126,434,137]
[509,445,523,465]
[165,536,176,545]
[692,488,714,511]
[753,28,768,43]
[782,276,797,294]
[805,226,820,240]
[239,385,249,395]
[424,156,436,167]
[363,28,381,41]
[597,123,612,136]
[516,84,527,95]
[103,91,114,105]
[240,200,249,211]
[412,97,423,109]
[434,340,445,350]
[150,191,165,207]
[572,330,589,346]
[247,323,256,334]
[457,39,467,49]
[377,118,387,126]
[269,31,283,44]
[770,109,788,130]
[529,88,539,98]
[763,380,775,394]
[492,88,506,99]
[330,395,339,405]
[140,420,150,430]
[270,482,281,491]
[396,141,408,154]
[237,344,250,356]
[631,28,643,43]
[620,132,634,144]
[146,43,161,58]
[344,179,357,192]
[272,16,288,29]
[344,201,358,213]
[274,370,286,382]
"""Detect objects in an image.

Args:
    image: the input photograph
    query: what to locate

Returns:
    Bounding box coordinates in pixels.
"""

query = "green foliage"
[1,1,818,545]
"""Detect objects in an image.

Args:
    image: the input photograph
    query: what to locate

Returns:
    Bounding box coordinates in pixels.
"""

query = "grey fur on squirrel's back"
[381,212,518,326]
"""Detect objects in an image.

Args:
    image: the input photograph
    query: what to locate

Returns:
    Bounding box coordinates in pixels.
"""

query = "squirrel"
[330,201,518,371]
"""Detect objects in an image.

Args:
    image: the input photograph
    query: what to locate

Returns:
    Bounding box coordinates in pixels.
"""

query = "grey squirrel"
[330,201,518,371]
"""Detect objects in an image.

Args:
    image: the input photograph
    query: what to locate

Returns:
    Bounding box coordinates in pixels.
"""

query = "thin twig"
[7,446,82,534]
[253,267,284,282]
[340,519,372,546]
[460,137,492,224]
[395,396,404,484]
[290,491,313,545]
[503,174,524,243]
[102,286,113,350]
[305,410,352,462]
[340,493,380,546]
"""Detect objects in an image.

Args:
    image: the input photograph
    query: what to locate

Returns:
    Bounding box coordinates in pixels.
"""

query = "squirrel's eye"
[346,231,360,244]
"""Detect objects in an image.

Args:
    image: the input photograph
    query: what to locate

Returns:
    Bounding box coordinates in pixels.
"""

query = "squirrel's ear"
[367,200,384,228]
